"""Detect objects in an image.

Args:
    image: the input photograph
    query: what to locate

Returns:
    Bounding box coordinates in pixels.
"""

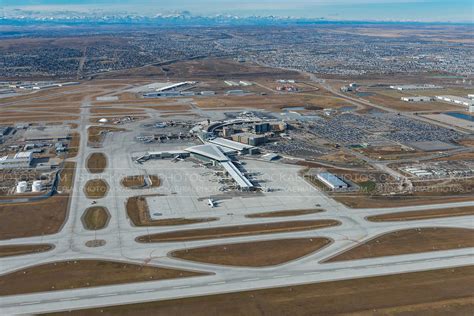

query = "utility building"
[0,151,33,169]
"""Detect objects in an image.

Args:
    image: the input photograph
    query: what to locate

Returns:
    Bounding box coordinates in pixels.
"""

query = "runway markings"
[242,278,260,282]
[172,285,191,289]
[19,301,41,306]
[303,271,320,275]
[135,289,154,293]
[208,281,226,285]
[59,297,79,301]
[98,293,118,297]
[272,274,291,279]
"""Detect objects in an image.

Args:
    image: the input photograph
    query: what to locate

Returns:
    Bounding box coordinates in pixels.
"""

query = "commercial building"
[469,105,474,113]
[232,133,266,147]
[317,172,348,190]
[401,96,434,102]
[390,84,443,91]
[0,151,33,169]
[435,95,474,107]
[254,122,271,134]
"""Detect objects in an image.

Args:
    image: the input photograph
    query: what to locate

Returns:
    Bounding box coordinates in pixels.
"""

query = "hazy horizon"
[2,0,474,23]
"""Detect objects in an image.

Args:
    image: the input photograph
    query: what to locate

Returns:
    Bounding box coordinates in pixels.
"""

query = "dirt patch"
[246,209,324,218]
[137,220,340,243]
[0,244,54,258]
[324,227,474,262]
[58,162,75,192]
[126,196,217,226]
[83,179,109,199]
[121,175,160,189]
[0,194,69,240]
[86,153,107,174]
[82,207,110,230]
[0,260,210,296]
[66,132,80,158]
[171,238,331,267]
[367,206,474,222]
[51,266,474,316]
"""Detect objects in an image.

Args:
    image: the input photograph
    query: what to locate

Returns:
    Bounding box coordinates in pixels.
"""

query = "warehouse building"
[435,95,474,107]
[0,151,33,169]
[317,172,348,190]
[390,84,443,91]
[401,96,434,102]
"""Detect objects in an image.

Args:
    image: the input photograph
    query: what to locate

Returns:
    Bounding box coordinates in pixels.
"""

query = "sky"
[2,0,474,22]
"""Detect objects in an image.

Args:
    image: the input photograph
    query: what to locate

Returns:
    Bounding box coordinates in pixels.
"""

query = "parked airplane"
[208,198,216,208]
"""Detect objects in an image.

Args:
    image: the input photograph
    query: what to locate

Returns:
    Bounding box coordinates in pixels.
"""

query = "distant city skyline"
[2,0,474,23]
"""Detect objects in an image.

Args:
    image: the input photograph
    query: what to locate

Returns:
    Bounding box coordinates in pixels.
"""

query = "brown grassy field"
[324,227,474,262]
[126,196,217,226]
[87,126,126,145]
[86,153,107,174]
[0,260,210,296]
[367,206,474,222]
[49,265,474,316]
[246,209,323,218]
[195,94,349,111]
[82,207,110,230]
[83,179,108,199]
[337,195,474,208]
[121,175,160,188]
[137,220,340,243]
[171,238,331,267]
[0,115,78,124]
[0,195,69,240]
[0,244,54,258]
[360,87,464,112]
[90,107,145,115]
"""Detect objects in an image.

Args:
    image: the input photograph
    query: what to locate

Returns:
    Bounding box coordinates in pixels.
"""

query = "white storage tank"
[16,181,28,194]
[32,180,42,192]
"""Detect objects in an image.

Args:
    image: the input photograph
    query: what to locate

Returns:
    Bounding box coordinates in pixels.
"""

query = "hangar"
[317,172,348,190]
